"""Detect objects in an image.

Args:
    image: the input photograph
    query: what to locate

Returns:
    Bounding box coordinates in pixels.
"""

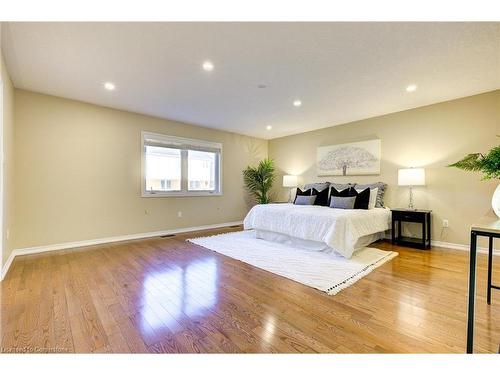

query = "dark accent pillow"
[330,183,356,191]
[355,182,387,208]
[330,196,356,209]
[329,187,352,207]
[330,187,352,198]
[304,182,331,192]
[352,187,370,210]
[294,195,317,205]
[294,188,312,204]
[312,188,330,207]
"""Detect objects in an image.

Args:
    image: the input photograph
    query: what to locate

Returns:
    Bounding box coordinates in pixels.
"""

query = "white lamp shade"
[283,175,298,188]
[398,168,426,186]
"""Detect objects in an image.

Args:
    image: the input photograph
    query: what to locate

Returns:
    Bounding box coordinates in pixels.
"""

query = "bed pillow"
[352,187,370,209]
[356,187,378,209]
[355,182,387,207]
[329,196,356,209]
[294,195,317,205]
[329,186,352,198]
[330,183,356,191]
[293,188,312,203]
[312,188,330,206]
[304,182,330,192]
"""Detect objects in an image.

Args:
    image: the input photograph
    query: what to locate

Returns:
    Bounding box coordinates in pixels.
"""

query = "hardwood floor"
[1,226,499,353]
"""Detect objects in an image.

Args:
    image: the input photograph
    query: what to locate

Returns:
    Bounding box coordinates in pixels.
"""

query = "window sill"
[142,192,223,198]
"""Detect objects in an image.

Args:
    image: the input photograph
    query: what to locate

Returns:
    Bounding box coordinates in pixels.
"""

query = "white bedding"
[254,229,384,253]
[243,203,391,258]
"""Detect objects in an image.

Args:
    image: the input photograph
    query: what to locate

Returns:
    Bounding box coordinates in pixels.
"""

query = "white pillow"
[356,187,378,209]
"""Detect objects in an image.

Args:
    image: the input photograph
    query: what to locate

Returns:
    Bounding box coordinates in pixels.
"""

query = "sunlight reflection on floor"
[141,257,218,331]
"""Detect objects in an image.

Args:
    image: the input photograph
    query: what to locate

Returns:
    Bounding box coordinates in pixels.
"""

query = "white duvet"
[243,203,391,258]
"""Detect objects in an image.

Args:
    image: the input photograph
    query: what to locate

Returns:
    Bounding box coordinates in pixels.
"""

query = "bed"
[243,203,391,258]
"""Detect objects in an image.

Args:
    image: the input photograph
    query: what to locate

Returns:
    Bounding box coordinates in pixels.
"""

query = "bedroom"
[1,1,500,372]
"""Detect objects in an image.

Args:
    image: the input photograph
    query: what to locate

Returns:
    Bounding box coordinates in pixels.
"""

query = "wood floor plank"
[1,225,500,353]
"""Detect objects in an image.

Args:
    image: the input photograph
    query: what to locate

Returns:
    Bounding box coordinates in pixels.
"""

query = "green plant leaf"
[448,153,484,172]
[449,144,500,180]
[481,146,500,180]
[242,158,276,204]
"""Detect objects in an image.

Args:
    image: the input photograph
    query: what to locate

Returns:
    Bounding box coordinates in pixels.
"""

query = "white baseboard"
[382,233,500,256]
[431,240,500,257]
[1,250,15,282]
[0,220,243,281]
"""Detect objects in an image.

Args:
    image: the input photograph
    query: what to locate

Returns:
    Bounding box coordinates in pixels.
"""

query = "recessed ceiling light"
[104,82,115,91]
[266,125,272,130]
[293,100,302,107]
[202,60,214,72]
[406,84,417,92]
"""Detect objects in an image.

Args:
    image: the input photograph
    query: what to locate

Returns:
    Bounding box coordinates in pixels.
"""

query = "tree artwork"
[317,140,381,176]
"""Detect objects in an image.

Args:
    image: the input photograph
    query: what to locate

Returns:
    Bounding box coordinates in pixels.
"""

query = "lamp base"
[407,185,415,210]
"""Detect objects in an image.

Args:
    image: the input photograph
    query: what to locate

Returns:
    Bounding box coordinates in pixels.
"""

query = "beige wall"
[1,52,15,267]
[269,90,500,247]
[8,87,500,251]
[13,90,267,249]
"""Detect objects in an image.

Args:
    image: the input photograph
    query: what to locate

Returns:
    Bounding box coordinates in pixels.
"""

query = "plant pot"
[492,184,500,218]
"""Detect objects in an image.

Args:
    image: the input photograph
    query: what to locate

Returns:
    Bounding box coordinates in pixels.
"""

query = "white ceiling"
[2,22,499,139]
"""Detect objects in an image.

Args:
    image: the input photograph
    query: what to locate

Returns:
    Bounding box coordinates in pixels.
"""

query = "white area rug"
[188,230,398,295]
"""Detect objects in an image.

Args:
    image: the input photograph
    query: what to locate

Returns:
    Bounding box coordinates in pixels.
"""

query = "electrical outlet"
[6,229,10,240]
[177,211,183,218]
[144,209,149,215]
[442,219,449,228]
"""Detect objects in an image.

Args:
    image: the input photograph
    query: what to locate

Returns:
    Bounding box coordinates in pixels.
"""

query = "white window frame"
[141,131,223,197]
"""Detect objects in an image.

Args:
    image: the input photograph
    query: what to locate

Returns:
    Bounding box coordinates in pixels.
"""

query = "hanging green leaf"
[449,144,500,180]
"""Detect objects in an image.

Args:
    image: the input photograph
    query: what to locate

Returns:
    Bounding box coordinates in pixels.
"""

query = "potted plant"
[449,143,500,216]
[243,158,276,204]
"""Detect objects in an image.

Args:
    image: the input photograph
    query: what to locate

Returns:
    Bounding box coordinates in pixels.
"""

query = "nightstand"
[391,208,432,249]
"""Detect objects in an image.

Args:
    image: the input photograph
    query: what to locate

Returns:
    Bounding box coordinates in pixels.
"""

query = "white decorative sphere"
[492,184,500,218]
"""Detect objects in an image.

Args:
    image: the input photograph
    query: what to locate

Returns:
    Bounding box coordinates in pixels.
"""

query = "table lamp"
[283,175,298,203]
[398,168,425,210]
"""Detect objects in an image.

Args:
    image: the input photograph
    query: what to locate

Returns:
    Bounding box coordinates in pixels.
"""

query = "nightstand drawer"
[392,211,426,222]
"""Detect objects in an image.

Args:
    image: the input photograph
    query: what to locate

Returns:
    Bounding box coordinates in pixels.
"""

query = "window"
[142,132,222,197]
[188,150,216,191]
[145,146,181,192]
